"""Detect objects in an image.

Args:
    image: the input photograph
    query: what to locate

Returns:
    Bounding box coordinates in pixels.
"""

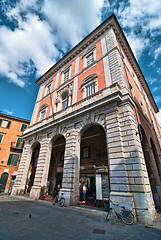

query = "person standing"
[83,185,87,203]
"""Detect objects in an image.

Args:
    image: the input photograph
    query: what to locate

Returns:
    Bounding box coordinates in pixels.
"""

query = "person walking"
[82,185,87,203]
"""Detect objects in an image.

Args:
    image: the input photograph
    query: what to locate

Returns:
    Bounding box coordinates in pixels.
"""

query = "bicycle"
[106,200,134,225]
[52,192,65,207]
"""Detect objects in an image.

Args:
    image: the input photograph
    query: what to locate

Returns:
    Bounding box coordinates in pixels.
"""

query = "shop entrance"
[80,124,108,208]
[47,135,65,196]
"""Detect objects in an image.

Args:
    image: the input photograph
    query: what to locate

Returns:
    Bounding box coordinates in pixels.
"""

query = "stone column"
[11,141,32,195]
[118,101,157,224]
[60,126,80,206]
[29,136,50,199]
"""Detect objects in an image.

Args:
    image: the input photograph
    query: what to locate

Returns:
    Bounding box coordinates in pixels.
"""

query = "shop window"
[7,154,20,166]
[20,123,27,132]
[0,119,11,129]
[81,146,90,158]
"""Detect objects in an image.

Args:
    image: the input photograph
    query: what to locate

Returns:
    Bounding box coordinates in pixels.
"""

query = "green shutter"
[22,140,25,148]
[16,137,21,148]
[0,134,3,144]
[13,154,19,166]
[6,121,11,129]
[7,154,13,165]
[20,124,27,131]
[0,119,2,126]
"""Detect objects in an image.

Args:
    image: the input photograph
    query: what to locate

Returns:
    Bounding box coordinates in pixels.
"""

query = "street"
[0,195,161,240]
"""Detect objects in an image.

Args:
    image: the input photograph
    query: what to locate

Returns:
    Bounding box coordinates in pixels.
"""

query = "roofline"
[0,112,30,123]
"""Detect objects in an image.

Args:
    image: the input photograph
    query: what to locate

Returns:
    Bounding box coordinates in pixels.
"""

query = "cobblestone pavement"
[0,194,161,240]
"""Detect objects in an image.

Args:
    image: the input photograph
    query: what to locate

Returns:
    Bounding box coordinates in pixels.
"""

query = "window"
[7,154,20,166]
[0,119,11,129]
[39,109,46,121]
[64,69,69,82]
[82,45,96,69]
[20,124,27,132]
[62,92,69,109]
[38,104,48,121]
[0,133,4,144]
[15,137,24,148]
[86,52,94,66]
[45,83,52,95]
[86,83,95,97]
[81,73,98,99]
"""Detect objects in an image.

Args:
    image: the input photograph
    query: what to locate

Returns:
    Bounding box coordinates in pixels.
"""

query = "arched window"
[81,73,98,98]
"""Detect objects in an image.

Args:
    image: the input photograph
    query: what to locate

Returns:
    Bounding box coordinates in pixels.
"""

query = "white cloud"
[3,109,13,115]
[156,110,161,126]
[0,0,104,87]
[154,47,161,60]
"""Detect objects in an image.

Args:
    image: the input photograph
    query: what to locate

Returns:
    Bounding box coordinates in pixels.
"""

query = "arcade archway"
[47,135,65,195]
[80,124,109,207]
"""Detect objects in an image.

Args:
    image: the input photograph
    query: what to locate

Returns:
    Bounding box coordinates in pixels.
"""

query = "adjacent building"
[12,14,161,224]
[0,112,30,193]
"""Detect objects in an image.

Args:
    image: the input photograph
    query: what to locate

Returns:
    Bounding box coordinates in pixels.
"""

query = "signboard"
[96,174,102,200]
[102,176,109,200]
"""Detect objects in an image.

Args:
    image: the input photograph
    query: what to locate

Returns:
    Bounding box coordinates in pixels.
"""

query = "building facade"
[12,14,161,224]
[0,113,30,193]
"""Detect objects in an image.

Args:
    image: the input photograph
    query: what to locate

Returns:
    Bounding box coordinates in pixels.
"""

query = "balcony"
[11,142,24,152]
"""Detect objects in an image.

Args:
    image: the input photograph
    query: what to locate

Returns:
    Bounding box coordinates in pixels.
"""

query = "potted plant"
[39,186,46,200]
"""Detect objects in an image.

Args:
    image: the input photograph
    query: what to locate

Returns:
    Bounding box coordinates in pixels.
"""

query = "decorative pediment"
[81,73,98,86]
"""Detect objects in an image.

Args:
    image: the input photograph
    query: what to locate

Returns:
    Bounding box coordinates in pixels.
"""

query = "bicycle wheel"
[122,211,134,225]
[59,197,65,207]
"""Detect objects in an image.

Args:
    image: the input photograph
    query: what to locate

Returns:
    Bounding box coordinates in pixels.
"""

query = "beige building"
[12,14,161,225]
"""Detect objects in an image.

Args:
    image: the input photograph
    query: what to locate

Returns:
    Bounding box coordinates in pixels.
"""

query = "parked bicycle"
[106,200,134,225]
[52,192,65,207]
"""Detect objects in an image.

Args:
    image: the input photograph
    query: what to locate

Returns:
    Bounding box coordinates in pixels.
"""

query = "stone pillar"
[29,136,50,199]
[11,141,32,195]
[60,127,80,206]
[118,101,157,224]
[105,104,134,211]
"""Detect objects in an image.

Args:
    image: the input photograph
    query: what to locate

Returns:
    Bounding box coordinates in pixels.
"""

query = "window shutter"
[6,121,11,129]
[7,154,13,165]
[16,138,21,147]
[0,134,3,144]
[22,140,25,148]
[13,154,19,166]
[0,119,2,126]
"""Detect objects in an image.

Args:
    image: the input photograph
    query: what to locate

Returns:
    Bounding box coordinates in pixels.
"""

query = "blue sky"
[0,0,161,125]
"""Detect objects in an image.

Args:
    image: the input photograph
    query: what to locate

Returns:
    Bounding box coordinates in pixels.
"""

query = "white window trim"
[38,104,48,121]
[81,73,98,99]
[61,63,72,84]
[82,45,96,69]
[0,132,5,144]
[45,82,52,96]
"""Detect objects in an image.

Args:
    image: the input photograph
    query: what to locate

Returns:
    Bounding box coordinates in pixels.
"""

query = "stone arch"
[150,137,161,177]
[0,172,9,193]
[47,134,66,195]
[138,124,160,209]
[79,123,109,207]
[26,141,41,194]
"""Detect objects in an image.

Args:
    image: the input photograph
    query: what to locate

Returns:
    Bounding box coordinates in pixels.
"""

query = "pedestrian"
[82,185,87,203]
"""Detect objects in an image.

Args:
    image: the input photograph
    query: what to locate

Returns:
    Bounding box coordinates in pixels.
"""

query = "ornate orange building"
[0,112,30,193]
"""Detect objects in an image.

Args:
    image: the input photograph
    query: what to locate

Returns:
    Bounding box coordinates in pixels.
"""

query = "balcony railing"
[11,142,24,150]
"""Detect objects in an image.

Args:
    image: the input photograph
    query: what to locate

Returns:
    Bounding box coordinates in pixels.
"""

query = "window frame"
[82,45,96,69]
[7,153,20,166]
[81,73,98,99]
[38,104,48,121]
[20,123,27,132]
[0,119,11,129]
[45,82,52,96]
[0,133,4,144]
[62,92,69,110]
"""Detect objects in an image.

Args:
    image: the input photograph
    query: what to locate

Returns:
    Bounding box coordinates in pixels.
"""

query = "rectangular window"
[0,119,11,129]
[7,154,20,166]
[39,110,46,121]
[0,133,4,144]
[15,137,24,148]
[20,124,27,132]
[86,83,95,97]
[62,98,69,109]
[64,69,69,82]
[45,83,51,95]
[86,52,94,66]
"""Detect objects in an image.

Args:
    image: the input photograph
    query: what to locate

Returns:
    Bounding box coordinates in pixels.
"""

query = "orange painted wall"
[0,115,30,192]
